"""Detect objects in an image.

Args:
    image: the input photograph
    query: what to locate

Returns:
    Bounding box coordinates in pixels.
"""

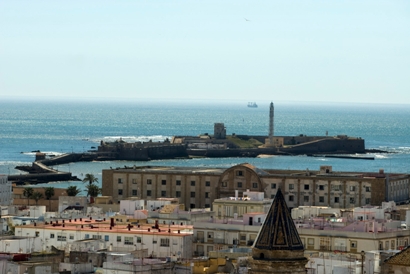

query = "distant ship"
[248,102,258,108]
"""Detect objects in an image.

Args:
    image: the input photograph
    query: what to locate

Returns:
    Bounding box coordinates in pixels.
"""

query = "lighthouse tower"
[268,102,274,146]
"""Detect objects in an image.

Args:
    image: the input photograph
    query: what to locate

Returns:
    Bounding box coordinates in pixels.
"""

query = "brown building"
[102,164,410,210]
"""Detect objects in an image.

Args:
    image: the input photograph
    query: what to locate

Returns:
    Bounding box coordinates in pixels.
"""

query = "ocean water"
[1,99,410,193]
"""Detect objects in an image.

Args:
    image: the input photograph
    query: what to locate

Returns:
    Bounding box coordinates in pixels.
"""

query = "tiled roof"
[385,246,410,266]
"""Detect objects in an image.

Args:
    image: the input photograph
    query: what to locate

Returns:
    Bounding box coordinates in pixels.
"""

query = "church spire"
[253,188,304,256]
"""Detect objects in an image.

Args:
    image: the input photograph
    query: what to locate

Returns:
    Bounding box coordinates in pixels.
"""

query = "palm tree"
[85,184,101,200]
[31,191,43,206]
[66,186,82,197]
[44,187,55,211]
[82,173,98,186]
[23,187,34,206]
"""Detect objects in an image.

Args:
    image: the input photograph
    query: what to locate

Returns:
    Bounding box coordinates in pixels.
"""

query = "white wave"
[374,154,389,159]
[20,151,65,156]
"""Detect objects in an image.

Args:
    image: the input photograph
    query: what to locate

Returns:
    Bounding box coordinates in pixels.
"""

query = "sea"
[1,98,410,194]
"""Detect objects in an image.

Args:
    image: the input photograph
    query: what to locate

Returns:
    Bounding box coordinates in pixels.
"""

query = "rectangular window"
[334,197,340,203]
[271,183,276,189]
[132,179,137,184]
[117,236,121,242]
[176,180,181,186]
[350,186,356,191]
[304,184,309,190]
[350,197,355,204]
[118,189,123,195]
[124,237,133,245]
[132,190,137,196]
[252,183,258,188]
[304,196,309,202]
[205,192,209,198]
[319,185,325,190]
[104,235,109,242]
[191,181,195,186]
[176,191,181,197]
[57,235,66,241]
[69,234,74,240]
[118,178,123,184]
[319,196,324,203]
[289,195,294,202]
[271,194,275,199]
[147,190,152,196]
[366,186,371,192]
[92,235,102,240]
[137,237,142,243]
[222,182,228,187]
[365,198,371,205]
[237,182,242,188]
[147,179,152,185]
[50,233,55,239]
[332,185,341,191]
[205,181,210,187]
[190,192,195,198]
[85,234,89,239]
[162,180,166,185]
[161,191,166,197]
[351,241,357,248]
[236,171,243,176]
[289,184,294,190]
[160,238,170,247]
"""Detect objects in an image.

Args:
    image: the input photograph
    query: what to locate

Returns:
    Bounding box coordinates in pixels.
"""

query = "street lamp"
[361,250,365,274]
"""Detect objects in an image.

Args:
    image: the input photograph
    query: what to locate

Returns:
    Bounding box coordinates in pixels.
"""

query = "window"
[57,234,66,241]
[350,197,355,204]
[190,203,195,209]
[160,238,170,247]
[50,233,55,239]
[117,236,121,242]
[304,184,309,190]
[118,178,123,184]
[304,196,309,202]
[85,234,89,239]
[237,182,242,188]
[334,197,340,203]
[365,186,371,192]
[205,192,209,198]
[289,184,294,190]
[132,179,137,184]
[252,182,258,188]
[271,194,275,198]
[271,183,276,189]
[124,237,133,245]
[319,196,324,203]
[147,190,152,196]
[332,185,341,191]
[153,240,157,244]
[190,192,195,198]
[350,186,356,191]
[319,185,324,190]
[176,180,181,186]
[365,198,371,205]
[205,181,210,187]
[118,189,123,195]
[205,204,210,208]
[176,191,181,197]
[222,182,228,187]
[147,179,152,185]
[161,191,166,197]
[69,234,74,240]
[93,235,102,240]
[104,235,109,242]
[289,195,294,202]
[236,171,243,176]
[132,190,137,196]
[162,180,166,185]
[191,181,195,186]
[351,241,357,248]
[137,237,142,243]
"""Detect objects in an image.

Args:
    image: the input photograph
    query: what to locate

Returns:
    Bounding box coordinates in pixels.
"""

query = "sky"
[1,1,409,104]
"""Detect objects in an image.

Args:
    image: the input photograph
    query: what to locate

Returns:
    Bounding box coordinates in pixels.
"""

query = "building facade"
[102,164,410,210]
[0,175,12,206]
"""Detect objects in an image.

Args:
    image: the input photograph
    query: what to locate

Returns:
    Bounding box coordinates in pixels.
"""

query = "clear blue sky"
[1,1,409,104]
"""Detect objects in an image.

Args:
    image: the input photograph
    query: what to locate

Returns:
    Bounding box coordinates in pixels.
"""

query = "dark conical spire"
[253,188,304,251]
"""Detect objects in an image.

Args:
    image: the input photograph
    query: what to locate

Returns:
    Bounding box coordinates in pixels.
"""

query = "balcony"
[194,237,205,243]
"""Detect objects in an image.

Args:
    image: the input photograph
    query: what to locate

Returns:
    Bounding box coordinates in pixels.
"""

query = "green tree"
[66,186,82,197]
[85,184,101,199]
[44,187,55,210]
[32,191,43,206]
[82,173,98,185]
[23,187,34,206]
